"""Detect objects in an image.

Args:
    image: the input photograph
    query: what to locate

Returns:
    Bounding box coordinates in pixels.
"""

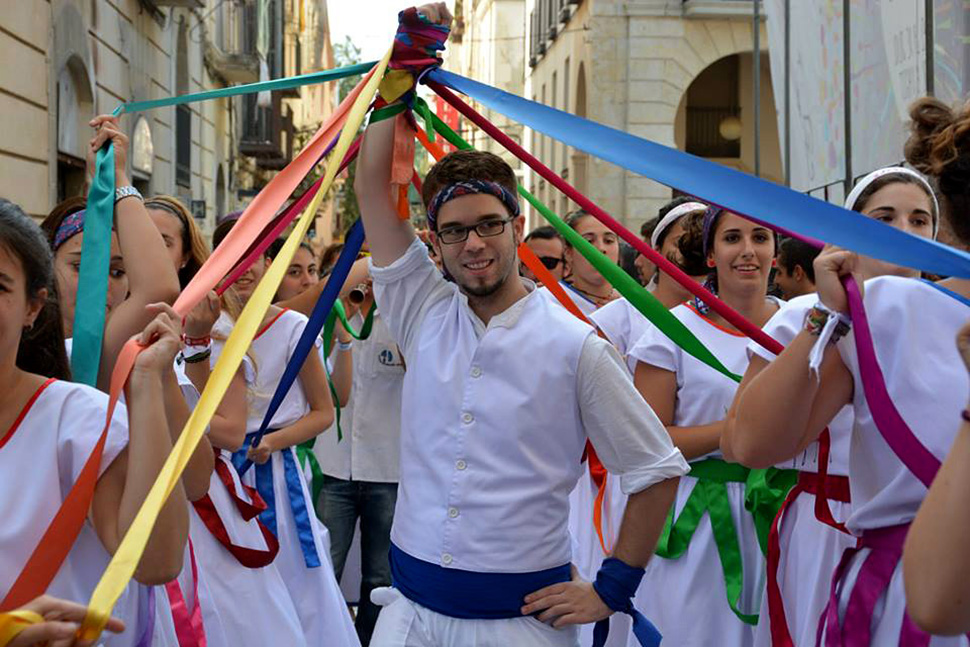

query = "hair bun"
[905,97,970,176]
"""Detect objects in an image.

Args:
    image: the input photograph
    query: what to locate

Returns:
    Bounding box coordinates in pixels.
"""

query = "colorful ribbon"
[0,610,43,647]
[427,69,970,280]
[71,144,115,386]
[76,49,392,642]
[239,220,366,479]
[655,459,766,625]
[413,102,744,382]
[592,558,662,647]
[114,62,377,115]
[163,541,207,647]
[233,433,321,568]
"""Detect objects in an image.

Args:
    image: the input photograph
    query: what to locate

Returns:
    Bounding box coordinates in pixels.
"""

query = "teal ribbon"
[115,61,377,115]
[72,145,116,386]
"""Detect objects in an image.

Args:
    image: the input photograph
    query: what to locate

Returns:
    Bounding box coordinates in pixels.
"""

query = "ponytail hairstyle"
[0,199,71,380]
[905,98,970,245]
[144,195,211,289]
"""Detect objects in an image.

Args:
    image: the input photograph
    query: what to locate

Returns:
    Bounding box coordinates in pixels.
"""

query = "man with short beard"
[354,7,688,646]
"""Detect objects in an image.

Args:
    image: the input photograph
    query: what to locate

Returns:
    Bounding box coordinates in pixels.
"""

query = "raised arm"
[903,321,970,635]
[87,116,180,391]
[730,248,857,468]
[354,112,416,267]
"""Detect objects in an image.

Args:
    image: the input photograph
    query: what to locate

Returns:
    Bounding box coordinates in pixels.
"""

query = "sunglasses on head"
[539,256,563,270]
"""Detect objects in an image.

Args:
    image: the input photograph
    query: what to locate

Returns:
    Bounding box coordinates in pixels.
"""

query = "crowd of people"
[4,4,970,647]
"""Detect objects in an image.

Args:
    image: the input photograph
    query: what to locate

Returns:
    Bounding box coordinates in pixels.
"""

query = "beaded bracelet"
[182,334,211,346]
[804,303,851,344]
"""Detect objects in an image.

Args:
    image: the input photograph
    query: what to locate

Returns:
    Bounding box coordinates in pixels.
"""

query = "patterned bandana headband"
[53,209,86,250]
[426,180,521,230]
[844,166,940,238]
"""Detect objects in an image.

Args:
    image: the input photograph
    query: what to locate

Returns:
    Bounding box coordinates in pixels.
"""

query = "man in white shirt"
[356,7,688,646]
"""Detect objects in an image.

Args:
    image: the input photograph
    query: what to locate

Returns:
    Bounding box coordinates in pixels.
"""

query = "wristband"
[182,348,212,364]
[337,340,353,352]
[182,334,212,346]
[592,558,661,647]
[804,303,851,343]
[115,185,143,204]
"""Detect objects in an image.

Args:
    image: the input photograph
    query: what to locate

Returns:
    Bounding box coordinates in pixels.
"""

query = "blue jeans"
[319,475,398,647]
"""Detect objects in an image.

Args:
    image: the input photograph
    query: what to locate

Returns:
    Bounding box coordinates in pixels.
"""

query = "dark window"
[685,55,741,159]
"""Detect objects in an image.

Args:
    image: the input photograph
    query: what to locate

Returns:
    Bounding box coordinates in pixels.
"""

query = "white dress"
[0,379,140,646]
[237,308,359,647]
[820,277,970,646]
[628,303,767,647]
[187,313,307,647]
[746,293,856,647]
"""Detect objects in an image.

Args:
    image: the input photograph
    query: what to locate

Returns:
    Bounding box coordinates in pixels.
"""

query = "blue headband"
[53,209,86,250]
[426,180,521,230]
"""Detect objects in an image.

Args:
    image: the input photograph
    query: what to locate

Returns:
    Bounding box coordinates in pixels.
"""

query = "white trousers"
[369,587,581,647]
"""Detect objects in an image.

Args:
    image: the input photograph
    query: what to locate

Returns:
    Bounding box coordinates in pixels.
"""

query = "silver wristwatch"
[115,185,143,204]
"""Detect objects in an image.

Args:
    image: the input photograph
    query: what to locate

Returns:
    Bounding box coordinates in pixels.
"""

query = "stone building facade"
[525,0,781,232]
[0,0,333,238]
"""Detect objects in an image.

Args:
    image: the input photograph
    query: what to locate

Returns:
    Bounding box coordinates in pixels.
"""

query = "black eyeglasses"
[437,217,514,245]
[538,256,562,270]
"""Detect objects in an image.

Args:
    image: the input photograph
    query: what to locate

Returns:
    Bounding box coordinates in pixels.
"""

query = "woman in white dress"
[0,198,187,647]
[629,208,781,646]
[722,165,939,647]
[733,96,970,646]
[213,219,360,647]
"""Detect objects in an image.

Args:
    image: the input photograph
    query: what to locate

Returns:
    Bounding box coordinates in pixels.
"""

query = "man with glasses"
[521,225,565,284]
[354,8,687,644]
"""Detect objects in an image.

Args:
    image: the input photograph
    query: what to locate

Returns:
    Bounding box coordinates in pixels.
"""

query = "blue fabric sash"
[233,431,321,568]
[389,543,571,620]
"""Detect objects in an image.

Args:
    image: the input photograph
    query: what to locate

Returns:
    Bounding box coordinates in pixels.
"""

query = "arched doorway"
[674,52,782,183]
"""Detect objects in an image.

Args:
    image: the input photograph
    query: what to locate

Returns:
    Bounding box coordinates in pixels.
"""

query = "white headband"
[651,201,708,249]
[843,167,939,237]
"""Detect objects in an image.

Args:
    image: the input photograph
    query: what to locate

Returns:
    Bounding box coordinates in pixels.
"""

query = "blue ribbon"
[427,68,970,280]
[920,278,970,308]
[592,558,662,647]
[237,219,366,476]
[72,144,115,386]
[233,431,321,568]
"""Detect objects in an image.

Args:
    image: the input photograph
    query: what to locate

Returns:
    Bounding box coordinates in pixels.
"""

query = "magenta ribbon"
[164,540,207,647]
[842,277,942,488]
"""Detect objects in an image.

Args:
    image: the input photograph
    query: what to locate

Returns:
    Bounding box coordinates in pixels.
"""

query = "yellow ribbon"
[78,46,392,641]
[0,611,43,646]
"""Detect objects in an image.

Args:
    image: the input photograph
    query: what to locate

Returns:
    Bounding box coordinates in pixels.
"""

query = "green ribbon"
[369,102,408,125]
[295,300,377,514]
[744,466,798,555]
[114,61,377,115]
[72,145,116,386]
[655,459,758,624]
